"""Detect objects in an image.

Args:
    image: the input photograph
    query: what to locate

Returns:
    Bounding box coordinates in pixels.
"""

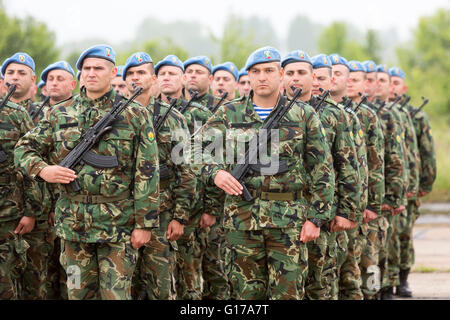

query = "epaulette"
[3,100,26,112]
[189,100,210,113]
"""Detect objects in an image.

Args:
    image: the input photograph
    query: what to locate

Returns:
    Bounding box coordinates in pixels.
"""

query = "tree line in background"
[0,4,448,115]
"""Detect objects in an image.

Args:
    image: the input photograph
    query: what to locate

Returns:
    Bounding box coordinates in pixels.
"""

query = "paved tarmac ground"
[397,214,450,300]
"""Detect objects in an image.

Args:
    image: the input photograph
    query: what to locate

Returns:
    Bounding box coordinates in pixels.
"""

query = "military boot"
[396,269,413,297]
[380,287,395,300]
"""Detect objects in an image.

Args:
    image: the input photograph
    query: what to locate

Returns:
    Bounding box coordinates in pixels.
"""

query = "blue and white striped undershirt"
[253,104,273,122]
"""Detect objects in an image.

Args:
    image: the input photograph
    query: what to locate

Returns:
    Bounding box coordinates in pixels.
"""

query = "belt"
[251,190,303,201]
[160,179,170,189]
[62,190,131,204]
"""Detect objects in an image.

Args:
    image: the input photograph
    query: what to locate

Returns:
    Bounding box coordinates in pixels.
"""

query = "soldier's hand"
[14,216,36,235]
[393,205,406,215]
[407,192,415,199]
[48,212,55,227]
[214,170,243,196]
[200,213,216,229]
[330,216,357,232]
[39,165,77,184]
[381,204,394,215]
[418,191,429,198]
[363,209,378,224]
[167,220,184,241]
[131,229,151,250]
[300,220,320,243]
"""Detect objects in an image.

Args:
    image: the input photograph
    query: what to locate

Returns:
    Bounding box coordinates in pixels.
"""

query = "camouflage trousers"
[359,217,388,299]
[132,230,177,300]
[321,231,338,300]
[338,227,363,300]
[21,221,50,300]
[201,223,230,300]
[46,227,67,300]
[378,211,393,290]
[226,228,307,300]
[0,220,29,300]
[329,230,348,300]
[60,239,138,300]
[398,200,419,271]
[385,214,401,289]
[305,229,330,300]
[175,227,205,300]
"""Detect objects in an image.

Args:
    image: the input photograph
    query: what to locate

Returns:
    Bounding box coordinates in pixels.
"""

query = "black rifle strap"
[153,99,161,125]
[206,95,215,111]
[178,99,189,114]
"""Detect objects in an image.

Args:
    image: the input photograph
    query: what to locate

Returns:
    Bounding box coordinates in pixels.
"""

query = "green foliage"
[0,7,59,80]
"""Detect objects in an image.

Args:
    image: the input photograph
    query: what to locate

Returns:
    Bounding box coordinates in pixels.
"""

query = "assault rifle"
[210,90,228,114]
[0,83,17,163]
[231,88,303,202]
[59,86,143,192]
[410,97,429,119]
[178,90,198,114]
[30,96,50,121]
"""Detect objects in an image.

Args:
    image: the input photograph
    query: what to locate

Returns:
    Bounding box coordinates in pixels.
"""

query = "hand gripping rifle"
[230,88,303,202]
[30,96,50,121]
[410,97,429,119]
[0,83,17,163]
[59,86,143,192]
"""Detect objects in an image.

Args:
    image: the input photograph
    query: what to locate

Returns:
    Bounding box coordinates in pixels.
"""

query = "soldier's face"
[111,76,130,97]
[248,62,282,98]
[238,75,251,97]
[82,58,116,95]
[389,76,407,100]
[365,72,377,97]
[282,62,313,100]
[211,70,237,100]
[4,63,36,100]
[347,71,367,99]
[312,68,332,95]
[375,72,391,100]
[184,64,212,95]
[331,64,349,95]
[125,64,156,94]
[157,65,183,96]
[46,69,76,103]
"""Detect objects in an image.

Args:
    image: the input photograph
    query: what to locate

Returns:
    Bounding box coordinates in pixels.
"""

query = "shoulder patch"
[3,101,26,112]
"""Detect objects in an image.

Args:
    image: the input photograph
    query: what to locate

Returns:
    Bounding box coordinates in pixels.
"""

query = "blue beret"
[362,60,377,73]
[212,62,239,81]
[2,52,35,75]
[388,67,405,80]
[238,68,248,81]
[245,46,281,71]
[76,70,81,81]
[37,80,46,89]
[183,56,212,73]
[311,54,332,69]
[329,53,349,68]
[281,50,312,68]
[0,66,3,79]
[377,64,389,74]
[116,65,124,78]
[155,55,184,75]
[122,52,153,80]
[76,44,115,70]
[40,61,75,82]
[348,60,366,73]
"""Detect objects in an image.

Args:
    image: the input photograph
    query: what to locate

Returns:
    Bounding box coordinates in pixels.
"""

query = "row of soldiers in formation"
[0,43,436,300]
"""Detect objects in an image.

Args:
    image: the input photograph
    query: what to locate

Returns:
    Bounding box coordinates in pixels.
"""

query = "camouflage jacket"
[342,104,368,220]
[194,94,335,231]
[1,101,42,223]
[310,96,362,223]
[353,103,385,216]
[146,97,196,230]
[14,88,160,243]
[369,101,406,210]
[408,108,436,194]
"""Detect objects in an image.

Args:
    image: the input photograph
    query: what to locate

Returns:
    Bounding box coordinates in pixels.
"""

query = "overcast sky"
[4,0,450,46]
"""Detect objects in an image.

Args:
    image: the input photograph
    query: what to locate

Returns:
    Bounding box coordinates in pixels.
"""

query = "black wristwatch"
[308,218,324,228]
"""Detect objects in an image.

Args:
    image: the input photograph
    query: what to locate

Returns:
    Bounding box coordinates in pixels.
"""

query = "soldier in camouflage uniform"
[193,46,335,300]
[123,52,195,300]
[211,62,239,102]
[183,56,231,300]
[14,45,160,300]
[389,67,429,297]
[237,68,251,98]
[348,61,386,299]
[1,92,41,299]
[111,66,129,98]
[283,52,361,300]
[2,52,51,299]
[328,54,368,300]
[38,61,78,300]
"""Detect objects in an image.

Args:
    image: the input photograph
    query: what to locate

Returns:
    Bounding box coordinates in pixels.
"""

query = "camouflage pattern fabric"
[305,230,329,300]
[339,228,363,300]
[46,227,67,300]
[60,239,138,300]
